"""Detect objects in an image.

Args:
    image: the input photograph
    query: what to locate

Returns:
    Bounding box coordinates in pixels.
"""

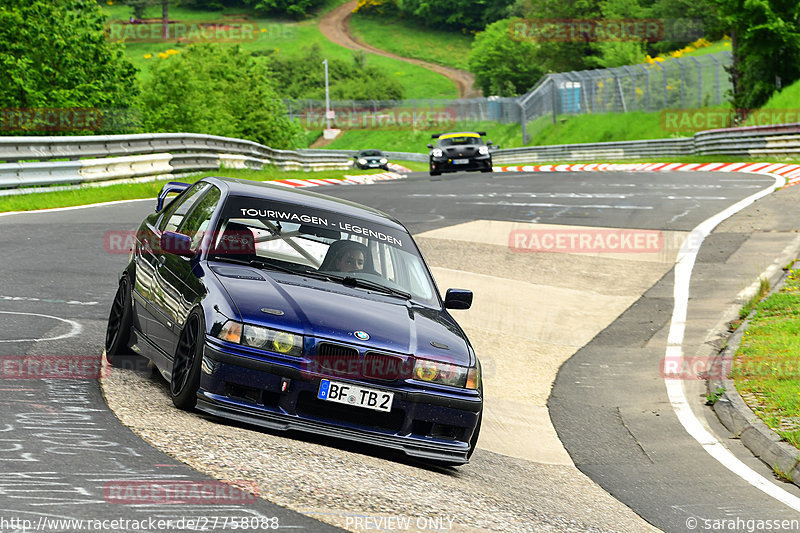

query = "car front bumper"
[198,341,482,464]
[430,155,492,173]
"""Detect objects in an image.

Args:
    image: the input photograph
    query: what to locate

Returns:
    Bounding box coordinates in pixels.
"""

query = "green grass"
[101,2,457,99]
[322,121,525,152]
[731,267,800,450]
[743,77,800,127]
[526,111,691,145]
[0,167,388,213]
[349,12,473,70]
[681,39,732,58]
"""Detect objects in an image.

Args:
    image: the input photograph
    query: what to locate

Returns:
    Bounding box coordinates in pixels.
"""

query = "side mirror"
[444,289,472,310]
[160,231,195,256]
[486,141,493,146]
[427,144,434,149]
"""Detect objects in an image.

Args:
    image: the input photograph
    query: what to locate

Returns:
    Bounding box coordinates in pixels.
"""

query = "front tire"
[170,309,205,410]
[105,277,134,359]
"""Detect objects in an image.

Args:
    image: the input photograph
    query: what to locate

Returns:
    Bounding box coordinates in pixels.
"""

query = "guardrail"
[0,133,353,189]
[303,123,800,164]
[493,122,800,162]
[3,123,800,189]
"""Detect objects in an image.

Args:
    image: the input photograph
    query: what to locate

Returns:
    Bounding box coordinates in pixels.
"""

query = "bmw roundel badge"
[354,330,370,341]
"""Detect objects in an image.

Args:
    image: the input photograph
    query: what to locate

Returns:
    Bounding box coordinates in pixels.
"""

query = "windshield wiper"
[211,256,326,278]
[339,276,412,300]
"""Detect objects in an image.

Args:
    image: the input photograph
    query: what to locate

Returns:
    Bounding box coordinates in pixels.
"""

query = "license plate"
[317,379,393,412]
[453,159,469,164]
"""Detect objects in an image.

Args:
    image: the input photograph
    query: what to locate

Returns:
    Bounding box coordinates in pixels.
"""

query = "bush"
[0,0,139,134]
[468,19,544,96]
[266,44,404,100]
[140,44,302,148]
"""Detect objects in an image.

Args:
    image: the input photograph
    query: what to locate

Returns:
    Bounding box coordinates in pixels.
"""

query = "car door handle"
[158,255,166,265]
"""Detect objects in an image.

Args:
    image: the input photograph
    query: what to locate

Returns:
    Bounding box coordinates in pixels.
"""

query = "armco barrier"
[5,123,800,189]
[0,133,351,164]
[0,133,353,189]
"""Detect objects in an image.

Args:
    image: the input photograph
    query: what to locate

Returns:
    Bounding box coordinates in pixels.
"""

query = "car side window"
[178,186,221,251]
[158,182,210,233]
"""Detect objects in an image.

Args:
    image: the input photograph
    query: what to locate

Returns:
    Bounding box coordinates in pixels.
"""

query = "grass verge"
[323,122,525,152]
[348,13,473,70]
[527,111,694,145]
[731,266,800,450]
[0,167,387,213]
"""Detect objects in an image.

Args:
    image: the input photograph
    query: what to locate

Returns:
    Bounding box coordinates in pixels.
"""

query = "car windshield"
[208,195,439,306]
[359,150,382,157]
[438,136,481,147]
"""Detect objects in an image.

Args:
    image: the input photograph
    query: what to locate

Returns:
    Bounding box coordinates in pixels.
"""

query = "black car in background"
[428,132,493,176]
[354,149,389,170]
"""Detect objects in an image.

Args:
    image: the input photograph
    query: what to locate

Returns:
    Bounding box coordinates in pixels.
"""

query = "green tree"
[394,0,515,31]
[178,0,326,18]
[266,44,404,100]
[140,44,302,148]
[0,0,139,132]
[468,19,544,96]
[714,0,800,110]
[586,0,646,68]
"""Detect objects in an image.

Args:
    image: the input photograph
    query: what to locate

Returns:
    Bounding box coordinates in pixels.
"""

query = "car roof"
[202,176,406,230]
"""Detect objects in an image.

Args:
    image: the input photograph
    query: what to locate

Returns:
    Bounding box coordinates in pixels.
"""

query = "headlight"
[432,148,443,157]
[379,158,388,164]
[358,158,367,165]
[479,145,489,155]
[215,320,303,358]
[413,359,476,388]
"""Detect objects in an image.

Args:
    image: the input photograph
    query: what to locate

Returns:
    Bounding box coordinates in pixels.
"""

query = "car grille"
[445,146,477,157]
[363,352,413,380]
[312,343,413,381]
[314,343,361,379]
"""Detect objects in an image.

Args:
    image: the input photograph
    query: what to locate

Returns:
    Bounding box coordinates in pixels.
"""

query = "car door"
[151,184,221,360]
[139,182,211,351]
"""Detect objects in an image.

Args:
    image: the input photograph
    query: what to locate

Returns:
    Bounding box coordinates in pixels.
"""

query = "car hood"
[214,268,472,366]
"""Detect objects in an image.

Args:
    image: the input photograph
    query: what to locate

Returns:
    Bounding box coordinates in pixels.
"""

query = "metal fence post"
[690,57,702,107]
[623,65,635,111]
[520,101,528,144]
[676,58,686,108]
[656,62,667,108]
[709,53,720,106]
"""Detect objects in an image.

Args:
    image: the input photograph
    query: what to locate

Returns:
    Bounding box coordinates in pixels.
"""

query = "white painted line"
[0,198,151,218]
[0,296,98,306]
[0,311,82,343]
[664,169,800,511]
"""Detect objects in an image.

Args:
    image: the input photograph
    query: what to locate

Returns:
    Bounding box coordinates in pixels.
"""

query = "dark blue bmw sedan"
[105,177,482,464]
